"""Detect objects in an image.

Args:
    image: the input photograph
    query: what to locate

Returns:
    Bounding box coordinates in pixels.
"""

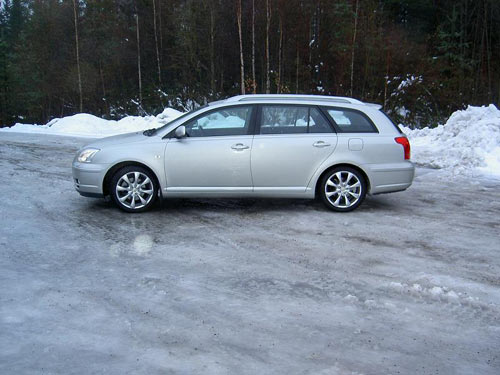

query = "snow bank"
[0,107,184,138]
[402,104,500,177]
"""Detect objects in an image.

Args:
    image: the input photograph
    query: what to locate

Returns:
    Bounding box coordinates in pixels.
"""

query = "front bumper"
[72,162,107,198]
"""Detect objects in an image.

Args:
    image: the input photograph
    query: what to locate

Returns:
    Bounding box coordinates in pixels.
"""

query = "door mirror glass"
[174,125,186,138]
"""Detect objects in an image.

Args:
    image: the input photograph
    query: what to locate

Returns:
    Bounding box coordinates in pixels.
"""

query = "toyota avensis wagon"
[72,95,414,213]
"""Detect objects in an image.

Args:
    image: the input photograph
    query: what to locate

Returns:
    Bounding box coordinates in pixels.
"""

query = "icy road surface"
[0,132,499,375]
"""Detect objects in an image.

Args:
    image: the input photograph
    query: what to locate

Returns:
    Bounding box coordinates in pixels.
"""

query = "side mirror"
[174,125,186,139]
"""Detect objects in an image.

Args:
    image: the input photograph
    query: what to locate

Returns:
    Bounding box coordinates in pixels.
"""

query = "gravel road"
[1,132,499,374]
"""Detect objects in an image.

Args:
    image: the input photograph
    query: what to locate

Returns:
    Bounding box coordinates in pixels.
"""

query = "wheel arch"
[314,163,371,198]
[103,161,161,197]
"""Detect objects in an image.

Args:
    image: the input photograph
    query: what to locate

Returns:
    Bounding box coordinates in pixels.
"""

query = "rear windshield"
[379,110,403,134]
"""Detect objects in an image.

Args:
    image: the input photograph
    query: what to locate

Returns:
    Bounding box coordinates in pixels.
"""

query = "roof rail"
[225,94,365,105]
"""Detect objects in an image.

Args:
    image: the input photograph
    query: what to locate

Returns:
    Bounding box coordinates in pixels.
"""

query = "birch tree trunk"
[277,12,283,94]
[73,0,83,112]
[350,0,359,97]
[384,49,390,111]
[152,0,162,86]
[296,45,299,94]
[484,1,492,98]
[265,0,271,94]
[251,0,256,93]
[210,2,216,93]
[99,60,109,115]
[237,0,245,94]
[135,11,142,104]
[158,0,163,52]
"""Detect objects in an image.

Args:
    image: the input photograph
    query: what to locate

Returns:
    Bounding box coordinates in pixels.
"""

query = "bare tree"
[296,44,299,94]
[484,0,492,99]
[152,0,162,86]
[350,0,359,97]
[384,48,390,111]
[99,59,108,115]
[277,8,283,94]
[237,0,245,94]
[158,0,163,52]
[135,10,142,104]
[251,0,256,93]
[209,1,216,92]
[265,0,271,94]
[72,0,83,112]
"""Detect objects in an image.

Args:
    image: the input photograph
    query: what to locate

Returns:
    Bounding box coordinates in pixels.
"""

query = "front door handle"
[231,143,250,151]
[313,141,331,148]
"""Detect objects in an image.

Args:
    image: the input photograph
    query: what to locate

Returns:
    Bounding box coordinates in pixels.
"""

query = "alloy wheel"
[325,171,362,209]
[115,171,154,210]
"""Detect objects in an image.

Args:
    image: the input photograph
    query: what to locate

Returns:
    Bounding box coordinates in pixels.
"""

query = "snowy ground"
[0,132,499,374]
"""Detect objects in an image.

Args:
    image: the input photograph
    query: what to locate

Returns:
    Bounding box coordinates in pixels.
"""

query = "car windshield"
[151,105,208,135]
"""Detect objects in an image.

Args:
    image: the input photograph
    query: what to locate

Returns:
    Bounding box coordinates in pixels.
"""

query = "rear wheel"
[110,166,158,213]
[320,167,367,212]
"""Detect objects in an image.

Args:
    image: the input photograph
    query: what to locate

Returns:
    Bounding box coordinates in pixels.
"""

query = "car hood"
[84,131,149,149]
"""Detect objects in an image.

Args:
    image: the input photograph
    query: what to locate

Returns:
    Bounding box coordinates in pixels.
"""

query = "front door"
[164,105,254,194]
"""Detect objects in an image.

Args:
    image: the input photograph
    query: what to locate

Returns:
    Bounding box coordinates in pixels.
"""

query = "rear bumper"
[364,162,415,195]
[72,162,107,197]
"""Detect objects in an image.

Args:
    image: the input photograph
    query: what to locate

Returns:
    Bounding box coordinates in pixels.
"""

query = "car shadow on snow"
[161,197,315,213]
[81,194,401,216]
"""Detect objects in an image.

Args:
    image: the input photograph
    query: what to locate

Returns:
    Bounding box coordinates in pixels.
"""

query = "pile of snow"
[402,104,500,177]
[0,108,184,138]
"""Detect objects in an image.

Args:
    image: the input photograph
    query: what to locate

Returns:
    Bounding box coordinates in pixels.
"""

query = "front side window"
[183,106,253,137]
[260,105,333,134]
[324,108,377,133]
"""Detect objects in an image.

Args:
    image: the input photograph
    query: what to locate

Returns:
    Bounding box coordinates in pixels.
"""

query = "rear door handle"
[313,141,331,148]
[231,143,250,151]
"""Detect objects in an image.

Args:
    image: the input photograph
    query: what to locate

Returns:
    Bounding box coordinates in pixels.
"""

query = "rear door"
[251,105,338,193]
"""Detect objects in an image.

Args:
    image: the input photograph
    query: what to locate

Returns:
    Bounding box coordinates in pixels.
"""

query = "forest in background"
[0,0,499,128]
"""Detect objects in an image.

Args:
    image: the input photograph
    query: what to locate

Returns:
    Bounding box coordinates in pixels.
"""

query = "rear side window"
[323,108,377,133]
[260,105,333,134]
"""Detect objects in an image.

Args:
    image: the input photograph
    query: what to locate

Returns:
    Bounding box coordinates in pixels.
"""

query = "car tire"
[110,166,158,213]
[320,167,367,212]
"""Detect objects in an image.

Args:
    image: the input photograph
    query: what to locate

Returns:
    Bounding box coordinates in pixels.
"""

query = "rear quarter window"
[323,107,378,133]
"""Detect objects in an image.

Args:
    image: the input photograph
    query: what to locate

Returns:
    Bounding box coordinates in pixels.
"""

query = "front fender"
[98,140,167,194]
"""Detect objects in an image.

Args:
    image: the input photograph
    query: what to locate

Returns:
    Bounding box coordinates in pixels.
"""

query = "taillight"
[395,137,411,160]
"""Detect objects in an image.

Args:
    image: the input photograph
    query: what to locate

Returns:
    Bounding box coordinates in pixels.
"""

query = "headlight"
[77,148,100,163]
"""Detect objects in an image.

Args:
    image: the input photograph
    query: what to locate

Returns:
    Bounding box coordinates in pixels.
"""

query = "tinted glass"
[309,107,333,133]
[184,106,252,137]
[260,106,332,134]
[325,108,377,133]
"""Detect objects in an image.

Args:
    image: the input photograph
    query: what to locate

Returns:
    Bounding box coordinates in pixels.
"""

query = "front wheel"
[110,166,158,213]
[320,167,367,212]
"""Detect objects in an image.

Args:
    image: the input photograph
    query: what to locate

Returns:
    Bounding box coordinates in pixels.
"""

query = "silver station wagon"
[72,95,414,213]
